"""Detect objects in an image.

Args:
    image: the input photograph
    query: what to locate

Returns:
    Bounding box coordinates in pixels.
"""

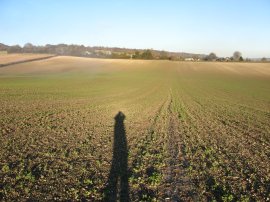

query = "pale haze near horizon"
[0,0,269,58]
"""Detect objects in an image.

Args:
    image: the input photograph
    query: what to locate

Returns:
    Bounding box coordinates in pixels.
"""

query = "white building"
[185,58,194,61]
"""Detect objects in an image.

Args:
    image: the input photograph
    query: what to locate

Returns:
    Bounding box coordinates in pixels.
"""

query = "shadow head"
[114,111,126,122]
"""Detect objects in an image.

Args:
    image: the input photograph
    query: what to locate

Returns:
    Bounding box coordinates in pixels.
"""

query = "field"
[0,56,270,201]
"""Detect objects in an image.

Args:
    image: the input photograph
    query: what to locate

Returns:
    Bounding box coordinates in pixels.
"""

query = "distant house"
[225,57,230,62]
[185,58,194,61]
[85,51,92,55]
[216,57,224,62]
[94,50,112,56]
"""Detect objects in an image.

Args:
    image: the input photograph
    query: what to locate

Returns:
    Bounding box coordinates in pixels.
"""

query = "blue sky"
[0,0,269,57]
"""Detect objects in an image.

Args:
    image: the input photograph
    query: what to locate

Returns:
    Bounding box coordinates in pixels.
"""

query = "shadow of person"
[104,111,129,202]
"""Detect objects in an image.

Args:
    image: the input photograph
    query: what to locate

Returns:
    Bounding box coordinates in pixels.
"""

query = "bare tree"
[233,51,242,61]
[208,52,217,61]
[23,43,34,53]
[261,57,267,62]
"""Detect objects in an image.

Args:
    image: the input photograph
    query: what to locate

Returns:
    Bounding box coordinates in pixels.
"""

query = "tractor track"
[161,92,198,201]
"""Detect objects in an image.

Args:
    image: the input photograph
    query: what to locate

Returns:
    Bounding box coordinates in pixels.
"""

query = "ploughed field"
[0,56,269,201]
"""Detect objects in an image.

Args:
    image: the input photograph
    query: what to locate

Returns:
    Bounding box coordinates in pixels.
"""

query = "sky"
[0,0,270,58]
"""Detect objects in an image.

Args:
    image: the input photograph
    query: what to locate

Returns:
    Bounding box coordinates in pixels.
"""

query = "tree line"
[1,43,267,62]
[0,43,205,60]
[204,51,244,62]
